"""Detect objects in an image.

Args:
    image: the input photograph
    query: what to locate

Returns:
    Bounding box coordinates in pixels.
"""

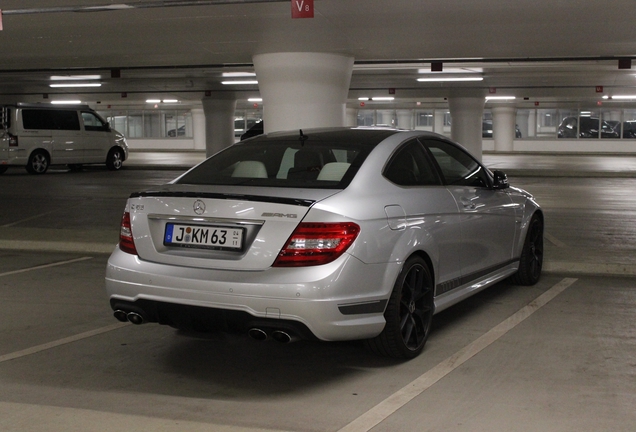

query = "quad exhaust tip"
[248,328,298,344]
[248,328,268,341]
[113,310,145,325]
[272,330,298,344]
[113,310,129,322]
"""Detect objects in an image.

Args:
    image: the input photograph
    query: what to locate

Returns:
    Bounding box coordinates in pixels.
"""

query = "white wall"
[127,139,195,150]
[483,139,636,153]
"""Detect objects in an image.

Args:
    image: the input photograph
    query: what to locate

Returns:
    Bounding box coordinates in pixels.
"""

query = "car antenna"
[299,129,308,146]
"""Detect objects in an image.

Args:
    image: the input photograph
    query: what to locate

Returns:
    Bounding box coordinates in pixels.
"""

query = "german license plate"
[164,223,244,250]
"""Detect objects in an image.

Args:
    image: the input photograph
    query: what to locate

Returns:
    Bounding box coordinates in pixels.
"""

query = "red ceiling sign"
[596,86,604,93]
[291,0,314,19]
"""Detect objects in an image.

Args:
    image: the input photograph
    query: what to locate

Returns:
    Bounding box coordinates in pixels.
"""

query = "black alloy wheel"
[511,214,544,286]
[366,256,434,359]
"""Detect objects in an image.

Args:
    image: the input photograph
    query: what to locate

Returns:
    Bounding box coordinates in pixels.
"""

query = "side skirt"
[433,260,519,314]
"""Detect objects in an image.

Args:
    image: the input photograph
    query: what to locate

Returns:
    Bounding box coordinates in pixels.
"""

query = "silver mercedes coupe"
[105,127,543,359]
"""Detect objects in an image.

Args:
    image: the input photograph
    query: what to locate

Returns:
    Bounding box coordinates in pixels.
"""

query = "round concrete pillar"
[202,96,237,157]
[377,110,394,126]
[448,97,485,161]
[191,108,206,151]
[528,109,536,137]
[608,110,622,121]
[252,52,354,133]
[492,106,517,152]
[434,110,446,136]
[346,107,358,127]
[396,110,413,129]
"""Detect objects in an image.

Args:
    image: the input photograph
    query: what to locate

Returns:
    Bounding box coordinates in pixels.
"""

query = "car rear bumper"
[105,247,400,341]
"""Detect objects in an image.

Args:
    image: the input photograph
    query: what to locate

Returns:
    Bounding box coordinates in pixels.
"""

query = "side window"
[81,112,108,131]
[425,140,490,188]
[383,140,440,186]
[22,109,80,131]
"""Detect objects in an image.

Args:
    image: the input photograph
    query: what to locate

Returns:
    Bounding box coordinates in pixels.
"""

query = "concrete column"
[516,110,529,140]
[396,110,413,129]
[434,110,446,136]
[202,96,237,157]
[191,108,206,150]
[346,107,358,127]
[528,109,536,137]
[252,52,354,133]
[448,97,485,161]
[492,106,517,152]
[376,110,394,126]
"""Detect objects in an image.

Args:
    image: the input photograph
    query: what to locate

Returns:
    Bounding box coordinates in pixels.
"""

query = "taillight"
[119,211,138,255]
[273,222,360,267]
[8,134,18,147]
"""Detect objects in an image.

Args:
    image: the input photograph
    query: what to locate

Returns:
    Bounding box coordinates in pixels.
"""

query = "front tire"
[106,148,124,171]
[26,150,49,174]
[366,256,434,359]
[511,213,544,285]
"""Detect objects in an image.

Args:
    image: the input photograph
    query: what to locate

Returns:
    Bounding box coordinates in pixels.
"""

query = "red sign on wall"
[292,0,314,19]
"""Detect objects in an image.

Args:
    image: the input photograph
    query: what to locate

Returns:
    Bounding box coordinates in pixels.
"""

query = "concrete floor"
[0,154,635,431]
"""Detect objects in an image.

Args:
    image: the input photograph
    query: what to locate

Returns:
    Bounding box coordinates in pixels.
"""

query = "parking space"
[1,165,635,431]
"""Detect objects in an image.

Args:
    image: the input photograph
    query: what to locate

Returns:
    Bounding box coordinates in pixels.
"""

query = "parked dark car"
[482,120,522,138]
[608,120,636,138]
[167,125,186,137]
[558,116,619,138]
[240,121,264,140]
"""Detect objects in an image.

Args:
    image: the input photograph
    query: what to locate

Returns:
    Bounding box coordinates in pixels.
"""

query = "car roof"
[240,127,418,146]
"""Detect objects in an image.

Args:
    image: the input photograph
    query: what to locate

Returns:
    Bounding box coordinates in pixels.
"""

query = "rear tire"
[366,256,434,359]
[106,148,123,171]
[26,150,49,174]
[511,214,544,285]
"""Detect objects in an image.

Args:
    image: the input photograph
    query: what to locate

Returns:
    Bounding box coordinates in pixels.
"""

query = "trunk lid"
[127,184,340,271]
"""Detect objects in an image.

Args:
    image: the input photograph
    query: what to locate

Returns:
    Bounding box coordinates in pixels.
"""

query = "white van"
[0,103,128,174]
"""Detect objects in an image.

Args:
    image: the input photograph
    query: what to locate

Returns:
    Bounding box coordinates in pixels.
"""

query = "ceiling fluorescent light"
[607,95,636,100]
[51,100,82,105]
[372,97,395,101]
[146,99,161,103]
[223,72,256,77]
[50,75,101,81]
[49,83,102,88]
[485,96,516,101]
[221,80,258,85]
[418,68,483,74]
[162,99,179,103]
[358,97,370,101]
[417,77,483,82]
[248,98,262,102]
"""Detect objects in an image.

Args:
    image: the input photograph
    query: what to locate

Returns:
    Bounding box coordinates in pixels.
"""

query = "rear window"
[176,139,374,189]
[22,109,80,131]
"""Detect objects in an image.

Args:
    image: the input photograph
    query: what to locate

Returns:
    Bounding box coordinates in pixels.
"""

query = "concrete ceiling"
[1,0,636,110]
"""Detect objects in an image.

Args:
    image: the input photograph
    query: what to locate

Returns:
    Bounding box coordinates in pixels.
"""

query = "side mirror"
[492,170,509,189]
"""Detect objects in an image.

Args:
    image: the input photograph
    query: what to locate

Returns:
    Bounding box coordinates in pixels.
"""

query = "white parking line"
[545,231,567,248]
[1,208,66,228]
[0,256,93,277]
[0,322,130,364]
[338,277,578,432]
